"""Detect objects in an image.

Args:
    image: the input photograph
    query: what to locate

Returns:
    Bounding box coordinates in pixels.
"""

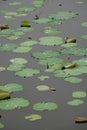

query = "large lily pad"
[81,22,87,27]
[64,77,83,83]
[15,68,40,78]
[20,40,38,47]
[0,44,18,51]
[43,27,61,35]
[0,83,23,93]
[38,76,50,81]
[34,18,52,24]
[33,102,58,111]
[67,99,84,106]
[0,98,30,110]
[7,64,24,71]
[25,114,42,121]
[39,36,63,46]
[72,91,87,98]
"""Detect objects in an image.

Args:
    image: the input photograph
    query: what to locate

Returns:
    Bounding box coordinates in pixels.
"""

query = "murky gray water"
[0,0,87,130]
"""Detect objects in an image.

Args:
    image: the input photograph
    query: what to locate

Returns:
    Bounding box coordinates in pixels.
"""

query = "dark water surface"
[0,0,87,130]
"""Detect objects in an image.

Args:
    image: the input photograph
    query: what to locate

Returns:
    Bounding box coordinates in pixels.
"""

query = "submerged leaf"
[25,114,42,121]
[33,102,58,111]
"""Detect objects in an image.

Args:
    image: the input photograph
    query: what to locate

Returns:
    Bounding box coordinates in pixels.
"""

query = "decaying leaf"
[75,117,87,123]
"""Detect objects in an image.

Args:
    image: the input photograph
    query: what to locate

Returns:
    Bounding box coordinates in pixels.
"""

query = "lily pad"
[25,114,42,121]
[64,77,83,83]
[67,99,84,106]
[0,98,30,110]
[32,0,45,7]
[13,46,32,53]
[20,40,38,47]
[0,67,5,72]
[0,83,23,93]
[61,43,77,48]
[9,2,21,6]
[39,36,63,46]
[38,76,50,81]
[21,20,31,27]
[73,58,87,66]
[0,44,18,51]
[0,123,4,128]
[36,85,50,91]
[7,64,24,71]
[72,91,87,98]
[7,36,20,40]
[17,7,35,12]
[33,102,58,111]
[81,22,87,27]
[17,27,34,33]
[34,18,52,24]
[43,27,61,35]
[81,34,87,40]
[15,68,40,78]
[10,58,28,64]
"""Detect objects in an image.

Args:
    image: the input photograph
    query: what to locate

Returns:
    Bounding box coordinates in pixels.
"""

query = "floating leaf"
[0,83,23,93]
[61,43,77,48]
[17,27,34,33]
[7,64,24,71]
[34,18,52,24]
[39,36,63,46]
[9,2,21,6]
[43,27,61,35]
[73,58,87,66]
[0,98,30,110]
[15,68,40,78]
[36,85,50,91]
[81,34,87,40]
[75,117,87,123]
[10,58,28,64]
[64,77,83,83]
[17,7,35,12]
[21,20,31,27]
[0,44,18,51]
[38,76,50,81]
[13,46,32,53]
[7,35,20,40]
[81,22,87,27]
[67,99,84,106]
[0,67,5,72]
[0,89,10,100]
[0,123,4,128]
[33,102,58,111]
[25,114,42,121]
[72,91,86,98]
[20,40,38,47]
[32,0,45,7]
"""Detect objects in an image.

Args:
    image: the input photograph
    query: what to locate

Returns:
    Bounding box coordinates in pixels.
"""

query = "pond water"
[0,0,87,130]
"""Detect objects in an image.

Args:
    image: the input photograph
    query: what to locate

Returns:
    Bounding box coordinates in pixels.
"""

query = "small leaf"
[67,99,84,106]
[72,91,86,98]
[64,77,83,83]
[36,85,50,91]
[25,114,42,121]
[38,76,50,81]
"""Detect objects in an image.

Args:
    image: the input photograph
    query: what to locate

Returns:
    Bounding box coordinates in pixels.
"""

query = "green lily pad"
[7,64,24,71]
[17,27,34,33]
[43,27,61,35]
[7,35,20,40]
[32,50,60,60]
[81,34,87,40]
[4,15,15,20]
[67,99,84,106]
[39,36,63,46]
[0,123,4,129]
[54,70,70,78]
[9,2,21,6]
[33,102,58,111]
[13,46,32,53]
[32,0,45,7]
[10,58,28,64]
[0,89,10,100]
[15,68,40,78]
[81,22,87,27]
[0,44,18,51]
[73,58,87,66]
[17,7,35,12]
[0,29,14,36]
[72,91,87,98]
[64,77,83,83]
[0,98,30,110]
[38,76,50,81]
[0,67,5,72]
[61,43,77,48]
[49,11,78,21]
[36,85,50,91]
[0,83,23,93]
[25,114,42,121]
[20,40,38,47]
[34,18,52,24]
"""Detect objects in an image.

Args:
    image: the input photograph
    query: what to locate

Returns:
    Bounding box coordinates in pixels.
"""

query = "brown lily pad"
[0,89,11,100]
[75,117,87,123]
